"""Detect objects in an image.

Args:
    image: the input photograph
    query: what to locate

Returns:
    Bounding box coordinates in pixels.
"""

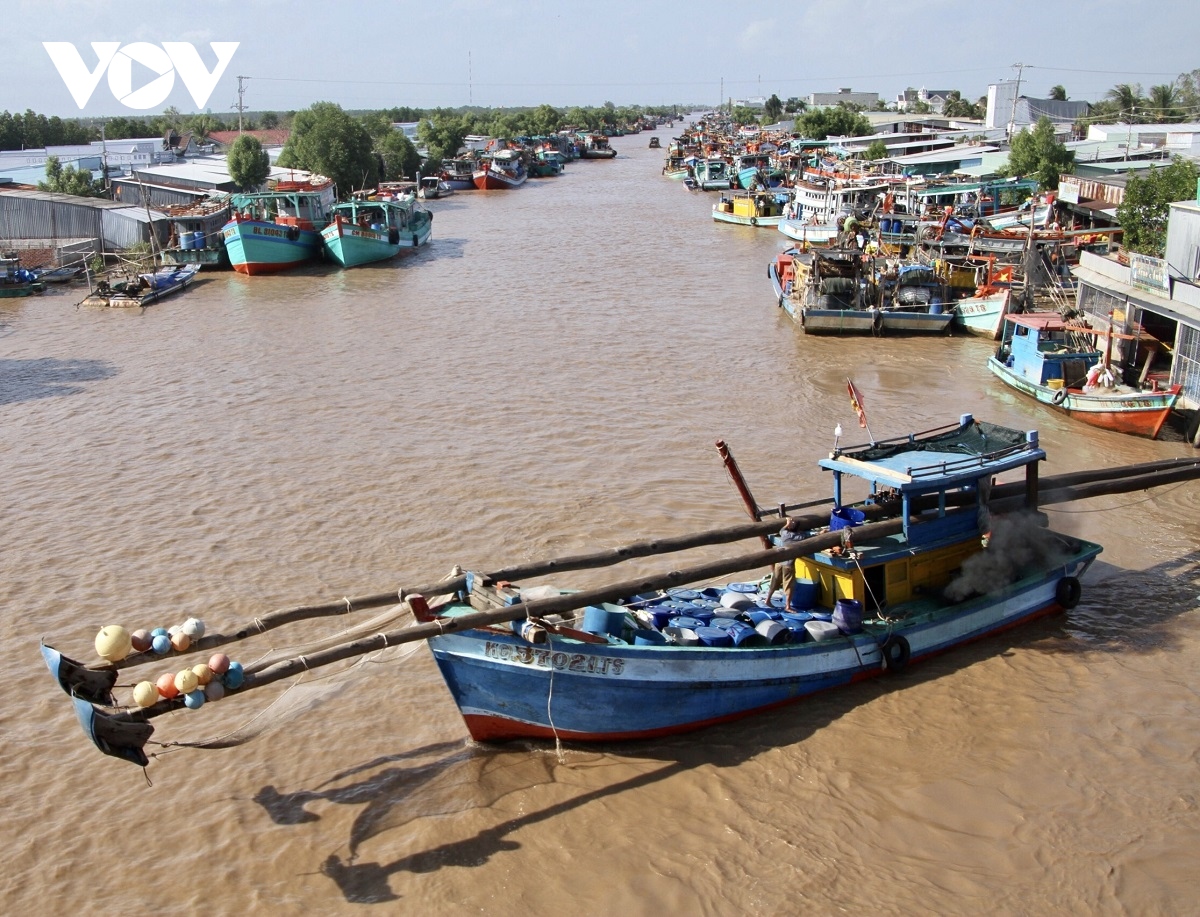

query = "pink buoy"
[208,653,230,674]
[130,629,153,653]
[156,673,180,699]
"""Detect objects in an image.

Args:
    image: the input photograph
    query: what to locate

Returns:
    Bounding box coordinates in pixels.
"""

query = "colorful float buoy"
[183,689,205,710]
[130,629,153,653]
[203,680,225,702]
[208,653,230,675]
[181,618,205,640]
[191,664,213,686]
[174,668,199,696]
[156,673,180,699]
[151,634,172,655]
[132,681,159,707]
[169,631,191,652]
[95,625,132,662]
[220,661,244,690]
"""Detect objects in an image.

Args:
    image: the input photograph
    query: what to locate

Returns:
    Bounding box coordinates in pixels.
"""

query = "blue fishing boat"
[222,176,337,275]
[321,187,432,268]
[422,415,1102,742]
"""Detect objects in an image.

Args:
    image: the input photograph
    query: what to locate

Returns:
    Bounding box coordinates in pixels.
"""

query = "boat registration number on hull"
[484,641,626,676]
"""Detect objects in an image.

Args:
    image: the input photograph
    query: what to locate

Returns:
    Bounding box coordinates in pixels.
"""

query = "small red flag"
[847,378,867,428]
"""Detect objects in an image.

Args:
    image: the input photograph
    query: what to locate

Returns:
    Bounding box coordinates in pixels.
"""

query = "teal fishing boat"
[223,176,337,275]
[321,186,433,268]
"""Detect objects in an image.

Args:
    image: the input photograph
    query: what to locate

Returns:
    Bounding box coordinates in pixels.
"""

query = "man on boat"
[763,517,806,608]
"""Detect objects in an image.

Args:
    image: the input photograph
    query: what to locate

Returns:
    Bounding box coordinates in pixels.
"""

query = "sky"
[5,0,1199,122]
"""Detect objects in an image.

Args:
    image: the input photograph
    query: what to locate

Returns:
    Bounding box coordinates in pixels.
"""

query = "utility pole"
[235,76,248,133]
[1006,62,1024,139]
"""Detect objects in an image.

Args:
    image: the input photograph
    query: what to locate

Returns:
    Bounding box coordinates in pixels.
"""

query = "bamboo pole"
[96,457,1200,671]
[117,518,904,723]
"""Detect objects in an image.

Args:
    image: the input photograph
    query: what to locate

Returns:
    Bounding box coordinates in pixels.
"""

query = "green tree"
[1049,85,1068,101]
[865,139,888,160]
[226,134,271,190]
[1001,116,1074,190]
[277,102,377,195]
[763,94,783,124]
[417,113,469,164]
[38,154,106,197]
[527,104,563,136]
[259,111,279,130]
[1116,158,1199,256]
[784,97,806,114]
[377,129,421,181]
[1147,84,1181,123]
[1107,83,1144,121]
[795,107,872,141]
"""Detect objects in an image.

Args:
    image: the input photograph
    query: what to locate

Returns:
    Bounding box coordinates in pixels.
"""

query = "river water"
[2,124,1199,915]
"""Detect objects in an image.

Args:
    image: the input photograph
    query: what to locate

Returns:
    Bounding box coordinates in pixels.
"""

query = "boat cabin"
[797,415,1042,615]
[998,313,1104,388]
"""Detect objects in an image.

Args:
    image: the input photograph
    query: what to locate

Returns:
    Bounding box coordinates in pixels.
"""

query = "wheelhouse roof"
[820,415,1042,493]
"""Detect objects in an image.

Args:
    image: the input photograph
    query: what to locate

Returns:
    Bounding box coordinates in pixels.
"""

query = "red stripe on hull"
[1065,407,1175,439]
[232,260,308,276]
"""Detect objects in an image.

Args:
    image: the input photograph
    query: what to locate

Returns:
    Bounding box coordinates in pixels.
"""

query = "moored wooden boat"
[988,312,1181,438]
[321,188,432,268]
[423,415,1101,742]
[45,436,1200,767]
[222,176,337,275]
[473,151,527,190]
[0,256,46,297]
[79,263,199,308]
[712,189,788,227]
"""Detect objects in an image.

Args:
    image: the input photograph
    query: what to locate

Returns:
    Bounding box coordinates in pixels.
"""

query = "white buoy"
[181,618,205,640]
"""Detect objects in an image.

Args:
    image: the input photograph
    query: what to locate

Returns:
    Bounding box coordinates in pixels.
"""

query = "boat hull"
[878,309,955,334]
[800,308,880,335]
[429,553,1099,742]
[473,169,527,190]
[222,220,323,275]
[953,289,1010,339]
[987,357,1180,438]
[321,213,432,267]
[778,219,839,246]
[712,210,783,227]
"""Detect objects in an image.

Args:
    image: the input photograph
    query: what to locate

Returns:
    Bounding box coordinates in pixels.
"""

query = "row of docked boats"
[666,115,1182,440]
[221,177,432,274]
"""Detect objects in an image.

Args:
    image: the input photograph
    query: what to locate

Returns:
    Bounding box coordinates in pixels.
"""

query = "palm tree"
[1147,83,1180,123]
[1107,83,1144,122]
[1049,85,1067,101]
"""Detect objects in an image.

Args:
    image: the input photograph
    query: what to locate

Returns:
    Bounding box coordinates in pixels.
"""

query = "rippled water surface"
[2,125,1199,915]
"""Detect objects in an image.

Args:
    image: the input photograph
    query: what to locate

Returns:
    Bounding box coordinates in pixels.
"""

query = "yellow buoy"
[95,625,133,662]
[191,664,213,686]
[174,668,199,695]
[132,681,159,707]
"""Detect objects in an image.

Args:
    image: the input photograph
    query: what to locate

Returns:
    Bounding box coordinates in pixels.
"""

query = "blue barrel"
[791,579,818,610]
[192,230,205,250]
[582,605,627,639]
[833,599,863,634]
[179,232,193,251]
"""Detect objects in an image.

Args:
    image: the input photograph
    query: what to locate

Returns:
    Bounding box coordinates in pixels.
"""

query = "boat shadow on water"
[257,550,1198,903]
[0,357,117,405]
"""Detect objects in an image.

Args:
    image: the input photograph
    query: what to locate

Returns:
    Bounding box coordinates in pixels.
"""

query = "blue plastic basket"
[829,507,866,531]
